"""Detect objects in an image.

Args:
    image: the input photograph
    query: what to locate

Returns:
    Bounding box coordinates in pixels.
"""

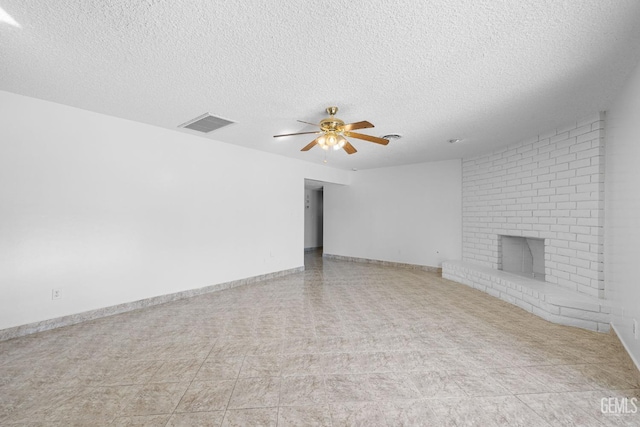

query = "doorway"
[304,179,324,253]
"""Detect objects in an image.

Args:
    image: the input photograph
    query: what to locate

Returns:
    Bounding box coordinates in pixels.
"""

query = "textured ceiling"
[2,1,640,170]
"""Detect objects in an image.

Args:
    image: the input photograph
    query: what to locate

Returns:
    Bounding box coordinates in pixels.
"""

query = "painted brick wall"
[462,113,605,298]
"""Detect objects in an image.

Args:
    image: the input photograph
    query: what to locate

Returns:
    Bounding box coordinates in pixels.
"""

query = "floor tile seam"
[449,376,515,399]
[277,393,331,408]
[512,392,601,426]
[511,386,624,397]
[219,354,247,422]
[56,380,141,415]
[274,364,285,424]
[166,341,219,417]
[0,392,61,423]
[170,408,226,414]
[506,361,601,370]
[161,412,175,427]
[326,401,345,427]
[226,403,279,411]
[600,387,640,395]
[118,407,175,418]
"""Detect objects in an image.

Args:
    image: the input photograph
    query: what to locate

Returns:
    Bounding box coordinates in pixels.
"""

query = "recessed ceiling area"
[1,1,640,170]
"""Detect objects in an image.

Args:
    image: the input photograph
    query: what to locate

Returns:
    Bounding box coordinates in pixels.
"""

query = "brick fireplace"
[443,113,609,332]
[460,113,604,297]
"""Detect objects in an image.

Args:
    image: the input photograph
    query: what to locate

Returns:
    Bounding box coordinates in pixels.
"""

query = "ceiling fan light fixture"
[317,134,327,149]
[318,131,345,150]
[325,131,339,147]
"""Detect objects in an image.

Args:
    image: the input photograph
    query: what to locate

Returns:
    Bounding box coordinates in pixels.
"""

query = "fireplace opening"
[500,236,545,281]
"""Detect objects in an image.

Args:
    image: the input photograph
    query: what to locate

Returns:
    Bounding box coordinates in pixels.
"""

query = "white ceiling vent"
[178,113,234,133]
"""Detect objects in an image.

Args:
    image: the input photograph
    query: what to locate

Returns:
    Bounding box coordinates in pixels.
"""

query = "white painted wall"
[304,189,323,249]
[605,60,640,367]
[324,160,462,268]
[0,91,350,330]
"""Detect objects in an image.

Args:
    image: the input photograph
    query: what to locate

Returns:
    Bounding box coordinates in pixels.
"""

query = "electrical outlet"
[52,288,62,300]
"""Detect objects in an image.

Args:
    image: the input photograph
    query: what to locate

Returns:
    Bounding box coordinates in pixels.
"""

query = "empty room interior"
[2,1,640,426]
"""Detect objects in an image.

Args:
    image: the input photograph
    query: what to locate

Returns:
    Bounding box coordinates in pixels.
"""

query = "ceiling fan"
[273,106,389,154]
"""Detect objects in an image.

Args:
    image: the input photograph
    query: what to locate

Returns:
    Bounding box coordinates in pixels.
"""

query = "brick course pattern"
[462,113,605,297]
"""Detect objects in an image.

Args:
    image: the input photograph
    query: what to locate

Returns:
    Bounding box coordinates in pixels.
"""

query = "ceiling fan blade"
[343,141,357,154]
[344,131,389,145]
[296,120,319,127]
[341,121,374,131]
[301,136,322,151]
[273,131,320,138]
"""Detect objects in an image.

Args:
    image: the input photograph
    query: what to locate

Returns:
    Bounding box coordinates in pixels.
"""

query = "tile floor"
[1,251,639,426]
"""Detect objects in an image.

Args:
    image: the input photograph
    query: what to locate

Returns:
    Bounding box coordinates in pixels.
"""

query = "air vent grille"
[179,113,234,133]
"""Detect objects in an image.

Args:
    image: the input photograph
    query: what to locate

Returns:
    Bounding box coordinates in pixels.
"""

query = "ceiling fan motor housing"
[320,117,345,132]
